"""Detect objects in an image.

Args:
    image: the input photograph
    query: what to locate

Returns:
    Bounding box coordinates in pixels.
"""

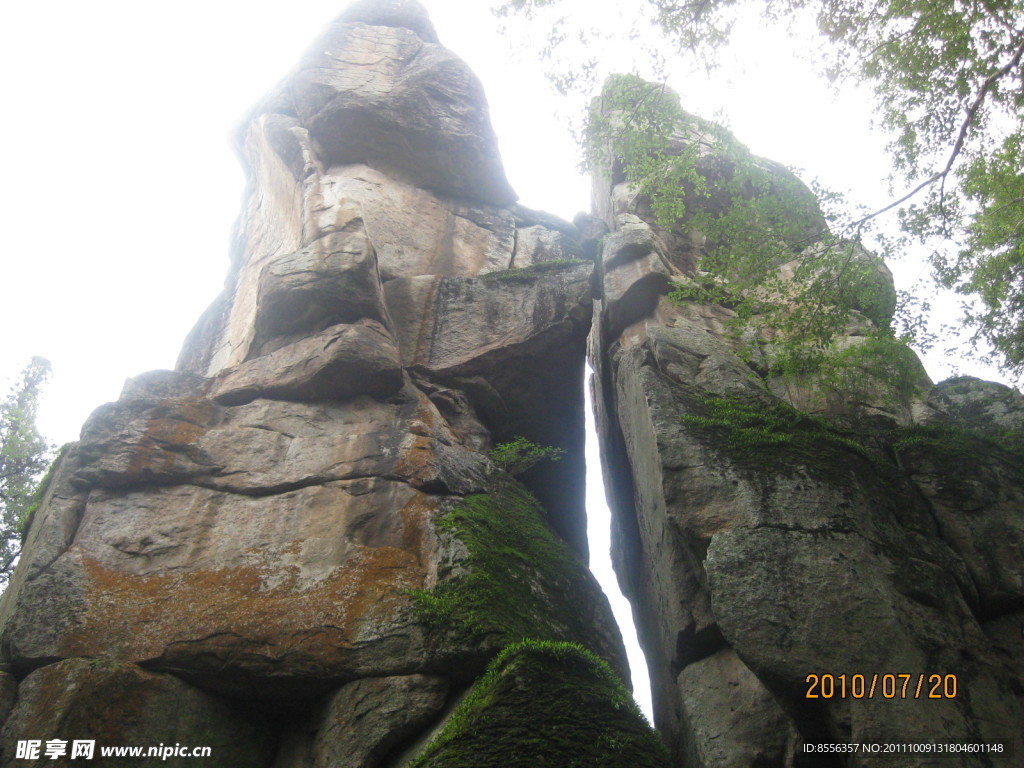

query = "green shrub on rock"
[487,436,565,476]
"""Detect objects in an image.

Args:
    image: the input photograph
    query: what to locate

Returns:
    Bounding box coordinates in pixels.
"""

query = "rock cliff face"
[2,2,1023,766]
[588,85,1024,766]
[0,2,663,766]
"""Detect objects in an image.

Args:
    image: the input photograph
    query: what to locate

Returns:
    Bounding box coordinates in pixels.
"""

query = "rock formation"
[2,2,1023,766]
[588,82,1024,766]
[0,2,662,765]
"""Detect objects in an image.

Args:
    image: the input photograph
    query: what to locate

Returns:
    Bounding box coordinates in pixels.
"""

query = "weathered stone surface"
[0,379,506,692]
[338,0,441,44]
[0,674,14,731]
[313,674,449,767]
[983,610,1024,686]
[252,229,387,354]
[599,309,1024,763]
[764,333,934,430]
[0,659,273,767]
[787,239,898,327]
[601,217,676,340]
[119,369,211,401]
[512,224,583,267]
[3,481,432,691]
[383,263,593,554]
[928,375,1024,433]
[213,321,403,406]
[17,7,1024,766]
[896,413,1024,618]
[310,166,517,281]
[677,648,790,768]
[180,163,522,378]
[179,114,320,377]
[384,265,591,372]
[75,395,221,489]
[176,2,526,378]
[709,527,1020,747]
[291,12,515,205]
[75,382,488,498]
[407,641,669,767]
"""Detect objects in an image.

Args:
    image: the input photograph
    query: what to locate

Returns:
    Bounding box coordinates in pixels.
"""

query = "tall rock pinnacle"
[294,0,516,207]
[588,77,1024,764]
[0,5,668,766]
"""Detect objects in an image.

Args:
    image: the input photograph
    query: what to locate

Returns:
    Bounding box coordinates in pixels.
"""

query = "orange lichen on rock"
[60,493,440,684]
[125,405,213,479]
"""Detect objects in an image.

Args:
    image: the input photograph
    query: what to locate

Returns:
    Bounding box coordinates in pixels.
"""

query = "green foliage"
[487,436,566,475]
[406,480,667,764]
[680,393,875,467]
[931,132,1024,371]
[499,0,1024,378]
[18,443,69,542]
[892,421,1024,461]
[587,76,824,250]
[1,358,54,583]
[680,391,1024,495]
[481,258,589,284]
[821,335,928,399]
[768,330,931,410]
[408,480,592,648]
[588,75,911,381]
[409,640,669,767]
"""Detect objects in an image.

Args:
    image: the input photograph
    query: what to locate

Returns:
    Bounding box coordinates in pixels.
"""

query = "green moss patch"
[19,442,71,540]
[894,421,1024,459]
[481,259,589,284]
[680,392,1024,499]
[409,640,669,768]
[681,394,876,468]
[410,480,602,649]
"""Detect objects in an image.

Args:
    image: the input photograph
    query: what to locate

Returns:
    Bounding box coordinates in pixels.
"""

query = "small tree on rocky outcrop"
[588,75,909,391]
[0,357,53,583]
[488,436,566,475]
[502,0,1024,378]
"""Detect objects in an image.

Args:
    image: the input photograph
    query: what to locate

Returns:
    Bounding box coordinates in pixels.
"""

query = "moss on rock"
[679,390,1024,503]
[680,392,878,470]
[410,480,610,654]
[18,442,71,540]
[409,640,669,768]
[481,259,590,284]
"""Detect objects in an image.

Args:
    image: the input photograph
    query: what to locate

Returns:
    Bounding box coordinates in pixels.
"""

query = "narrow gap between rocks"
[583,365,655,721]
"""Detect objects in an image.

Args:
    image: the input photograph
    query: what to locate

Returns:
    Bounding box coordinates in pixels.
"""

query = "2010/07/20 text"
[804,673,957,699]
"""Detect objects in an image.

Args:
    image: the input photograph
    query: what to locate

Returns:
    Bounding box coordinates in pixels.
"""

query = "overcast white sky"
[1,0,1007,443]
[0,0,1012,720]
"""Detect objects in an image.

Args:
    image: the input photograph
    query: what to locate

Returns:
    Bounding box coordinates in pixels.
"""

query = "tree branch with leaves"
[497,0,1024,377]
[1,358,54,583]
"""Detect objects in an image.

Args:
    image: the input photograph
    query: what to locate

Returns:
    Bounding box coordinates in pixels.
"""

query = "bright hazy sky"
[0,0,1012,720]
[1,0,1006,443]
